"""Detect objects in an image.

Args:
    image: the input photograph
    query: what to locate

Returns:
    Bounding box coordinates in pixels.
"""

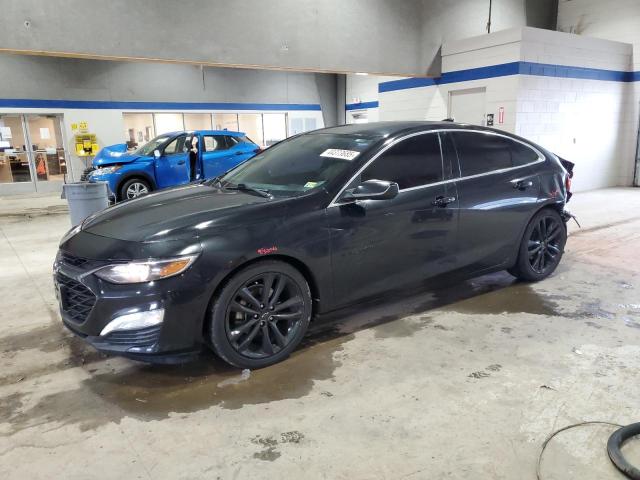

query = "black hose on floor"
[607,422,640,479]
[536,421,623,480]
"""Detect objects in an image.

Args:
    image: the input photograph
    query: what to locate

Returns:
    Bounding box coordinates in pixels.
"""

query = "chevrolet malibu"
[54,122,573,369]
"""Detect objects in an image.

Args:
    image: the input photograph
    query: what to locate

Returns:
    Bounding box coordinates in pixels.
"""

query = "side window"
[163,135,187,155]
[225,136,239,148]
[509,140,540,166]
[203,135,229,152]
[452,132,512,176]
[361,133,443,189]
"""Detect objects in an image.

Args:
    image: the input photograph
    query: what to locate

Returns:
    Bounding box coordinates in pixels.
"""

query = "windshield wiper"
[223,182,272,198]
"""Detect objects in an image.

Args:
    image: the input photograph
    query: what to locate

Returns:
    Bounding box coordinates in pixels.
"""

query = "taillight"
[565,175,572,192]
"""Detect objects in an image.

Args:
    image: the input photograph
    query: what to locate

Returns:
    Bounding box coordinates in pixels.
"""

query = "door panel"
[448,131,541,272]
[201,135,246,178]
[328,184,458,305]
[327,131,458,306]
[155,134,190,188]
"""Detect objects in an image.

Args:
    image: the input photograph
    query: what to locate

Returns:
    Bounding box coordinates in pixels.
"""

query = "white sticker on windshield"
[320,149,361,161]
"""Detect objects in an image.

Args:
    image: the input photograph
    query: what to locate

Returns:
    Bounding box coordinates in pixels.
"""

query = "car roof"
[162,130,246,136]
[311,121,516,139]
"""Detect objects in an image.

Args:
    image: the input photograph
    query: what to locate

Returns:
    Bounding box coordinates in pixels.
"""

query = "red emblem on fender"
[257,246,278,255]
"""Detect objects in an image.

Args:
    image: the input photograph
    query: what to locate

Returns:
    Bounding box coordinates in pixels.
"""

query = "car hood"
[81,184,287,242]
[93,143,144,166]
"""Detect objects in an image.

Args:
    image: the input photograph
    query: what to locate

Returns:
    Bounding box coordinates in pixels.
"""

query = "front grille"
[56,273,96,323]
[61,252,90,268]
[103,325,161,346]
[80,166,95,181]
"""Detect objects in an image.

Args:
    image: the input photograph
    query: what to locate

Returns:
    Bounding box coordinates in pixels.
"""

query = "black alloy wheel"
[227,272,304,358]
[209,261,312,368]
[528,215,563,274]
[509,208,566,282]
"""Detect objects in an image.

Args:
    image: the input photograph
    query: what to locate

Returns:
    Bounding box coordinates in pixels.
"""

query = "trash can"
[61,182,110,227]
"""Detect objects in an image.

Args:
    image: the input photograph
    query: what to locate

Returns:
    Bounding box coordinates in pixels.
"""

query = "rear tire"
[119,178,151,201]
[508,208,567,282]
[208,260,312,369]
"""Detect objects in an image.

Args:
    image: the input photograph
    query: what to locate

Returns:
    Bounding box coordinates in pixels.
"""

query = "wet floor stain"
[373,317,433,339]
[441,282,562,316]
[0,322,106,387]
[1,331,352,435]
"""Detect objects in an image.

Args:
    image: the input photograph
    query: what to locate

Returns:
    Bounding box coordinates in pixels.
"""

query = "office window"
[238,114,264,146]
[213,113,239,132]
[123,113,154,148]
[184,113,212,131]
[263,114,287,147]
[154,113,184,135]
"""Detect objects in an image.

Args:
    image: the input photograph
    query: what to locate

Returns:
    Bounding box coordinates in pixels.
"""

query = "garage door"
[448,87,486,126]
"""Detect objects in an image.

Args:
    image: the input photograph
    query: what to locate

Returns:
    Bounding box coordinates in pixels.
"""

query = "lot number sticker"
[320,149,361,161]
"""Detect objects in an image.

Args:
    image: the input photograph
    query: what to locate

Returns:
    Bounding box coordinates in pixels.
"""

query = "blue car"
[87,130,261,200]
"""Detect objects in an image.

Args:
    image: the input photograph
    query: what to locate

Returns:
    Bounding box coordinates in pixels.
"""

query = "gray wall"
[0,54,337,112]
[2,0,557,76]
[419,0,558,75]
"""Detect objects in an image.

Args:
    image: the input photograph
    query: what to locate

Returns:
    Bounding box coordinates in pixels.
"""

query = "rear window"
[452,132,539,177]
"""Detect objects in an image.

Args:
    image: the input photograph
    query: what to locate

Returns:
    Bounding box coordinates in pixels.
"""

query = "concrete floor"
[1,188,640,479]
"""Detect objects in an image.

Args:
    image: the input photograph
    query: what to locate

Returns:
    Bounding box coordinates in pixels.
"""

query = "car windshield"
[134,135,173,156]
[216,133,378,197]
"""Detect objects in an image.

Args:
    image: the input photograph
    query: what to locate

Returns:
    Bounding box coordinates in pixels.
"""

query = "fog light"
[100,309,164,336]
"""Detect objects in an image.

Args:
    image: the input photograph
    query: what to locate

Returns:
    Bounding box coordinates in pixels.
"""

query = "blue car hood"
[93,143,143,167]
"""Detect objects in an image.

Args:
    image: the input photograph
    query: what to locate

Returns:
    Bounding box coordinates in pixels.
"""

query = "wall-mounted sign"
[70,123,78,132]
[0,126,11,139]
[498,107,505,124]
[40,127,51,140]
[74,133,99,157]
[79,121,89,133]
[486,113,494,126]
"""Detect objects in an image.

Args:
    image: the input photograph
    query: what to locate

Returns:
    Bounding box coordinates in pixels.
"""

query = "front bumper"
[53,248,209,363]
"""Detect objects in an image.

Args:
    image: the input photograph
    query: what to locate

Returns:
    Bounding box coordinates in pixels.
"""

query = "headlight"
[93,165,122,175]
[95,255,198,284]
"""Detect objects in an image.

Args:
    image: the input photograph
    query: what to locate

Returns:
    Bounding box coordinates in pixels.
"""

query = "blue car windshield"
[217,133,379,197]
[135,135,173,156]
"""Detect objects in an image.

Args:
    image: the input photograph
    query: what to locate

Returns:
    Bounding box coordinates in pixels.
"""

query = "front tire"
[509,208,567,282]
[208,260,312,369]
[119,178,151,201]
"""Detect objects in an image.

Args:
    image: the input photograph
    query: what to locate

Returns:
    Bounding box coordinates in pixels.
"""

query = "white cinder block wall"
[557,0,640,187]
[516,28,636,191]
[346,26,639,192]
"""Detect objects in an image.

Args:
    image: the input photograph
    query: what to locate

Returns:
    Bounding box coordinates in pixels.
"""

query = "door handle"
[177,160,186,165]
[431,195,456,207]
[512,179,533,190]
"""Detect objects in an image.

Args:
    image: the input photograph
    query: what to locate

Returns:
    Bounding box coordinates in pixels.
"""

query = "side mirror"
[153,149,161,159]
[342,179,399,202]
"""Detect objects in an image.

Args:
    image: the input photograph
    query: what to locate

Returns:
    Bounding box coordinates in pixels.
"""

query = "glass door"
[24,115,68,189]
[0,115,34,190]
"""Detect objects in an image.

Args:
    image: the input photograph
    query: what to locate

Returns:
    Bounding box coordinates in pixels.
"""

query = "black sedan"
[54,121,573,368]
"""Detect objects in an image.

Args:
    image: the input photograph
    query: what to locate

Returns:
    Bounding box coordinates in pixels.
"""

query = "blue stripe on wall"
[345,101,379,110]
[0,99,322,111]
[379,61,640,93]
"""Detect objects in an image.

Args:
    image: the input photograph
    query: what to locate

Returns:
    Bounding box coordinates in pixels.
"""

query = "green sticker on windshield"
[304,181,319,189]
